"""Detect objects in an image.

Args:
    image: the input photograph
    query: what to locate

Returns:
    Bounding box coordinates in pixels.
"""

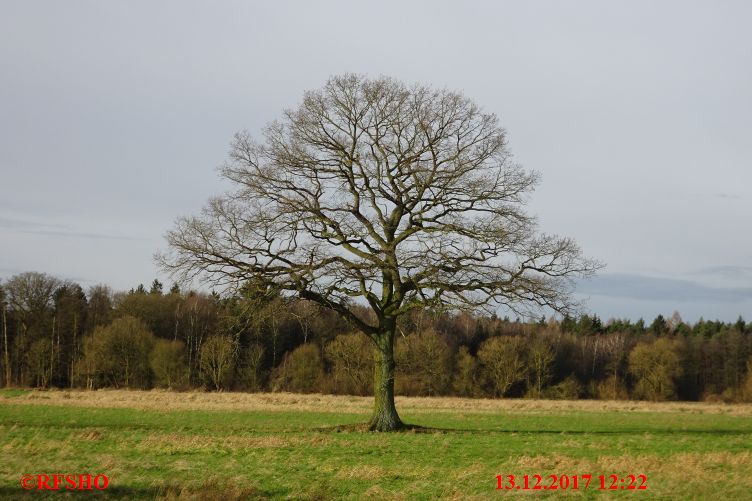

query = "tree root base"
[323,422,435,433]
[367,419,405,432]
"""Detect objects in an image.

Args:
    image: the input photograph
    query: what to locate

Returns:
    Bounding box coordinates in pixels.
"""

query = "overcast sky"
[2,0,751,322]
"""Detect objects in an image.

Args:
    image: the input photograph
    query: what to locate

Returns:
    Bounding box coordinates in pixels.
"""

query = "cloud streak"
[0,217,149,241]
[690,265,752,279]
[578,273,752,303]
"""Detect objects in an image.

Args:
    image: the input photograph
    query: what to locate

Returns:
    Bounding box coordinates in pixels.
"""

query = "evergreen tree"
[650,314,668,336]
[735,316,746,333]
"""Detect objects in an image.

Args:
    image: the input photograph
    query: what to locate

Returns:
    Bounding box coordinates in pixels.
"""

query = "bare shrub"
[199,335,237,391]
[75,316,154,389]
[272,343,324,393]
[395,330,452,396]
[629,338,683,401]
[452,346,480,397]
[150,339,189,390]
[596,376,629,400]
[477,336,526,397]
[324,333,373,395]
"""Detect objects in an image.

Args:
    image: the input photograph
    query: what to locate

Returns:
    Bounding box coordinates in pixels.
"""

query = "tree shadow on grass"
[0,483,270,500]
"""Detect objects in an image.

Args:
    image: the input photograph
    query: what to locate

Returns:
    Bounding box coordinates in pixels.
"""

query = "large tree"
[159,74,599,430]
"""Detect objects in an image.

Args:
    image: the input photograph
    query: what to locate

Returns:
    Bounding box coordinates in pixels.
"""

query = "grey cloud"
[578,273,752,303]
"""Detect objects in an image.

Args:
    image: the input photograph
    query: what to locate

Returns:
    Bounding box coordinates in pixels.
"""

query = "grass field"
[1,390,751,499]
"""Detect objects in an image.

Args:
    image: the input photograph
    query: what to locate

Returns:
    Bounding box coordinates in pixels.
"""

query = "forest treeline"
[1,271,751,402]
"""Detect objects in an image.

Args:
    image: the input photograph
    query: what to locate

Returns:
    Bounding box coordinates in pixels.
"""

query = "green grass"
[1,396,751,499]
[0,388,32,398]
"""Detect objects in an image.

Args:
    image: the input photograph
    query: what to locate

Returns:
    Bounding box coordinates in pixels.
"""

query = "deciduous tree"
[77,316,154,389]
[629,338,683,401]
[395,329,452,396]
[150,339,189,389]
[4,272,61,386]
[325,333,373,395]
[272,343,323,393]
[199,335,237,390]
[478,336,526,397]
[527,337,555,398]
[159,74,599,430]
[452,346,480,397]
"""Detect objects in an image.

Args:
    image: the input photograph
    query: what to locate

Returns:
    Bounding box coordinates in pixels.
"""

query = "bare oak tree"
[159,74,599,431]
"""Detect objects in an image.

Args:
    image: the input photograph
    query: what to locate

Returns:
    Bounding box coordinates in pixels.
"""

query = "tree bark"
[368,327,403,431]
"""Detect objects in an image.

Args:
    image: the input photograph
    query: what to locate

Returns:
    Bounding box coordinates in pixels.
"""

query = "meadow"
[1,390,751,500]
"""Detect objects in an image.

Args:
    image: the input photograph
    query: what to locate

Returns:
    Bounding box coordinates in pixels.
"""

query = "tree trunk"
[369,328,403,431]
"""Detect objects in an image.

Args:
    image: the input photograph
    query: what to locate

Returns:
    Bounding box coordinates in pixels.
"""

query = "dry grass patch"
[170,459,192,471]
[18,389,374,413]
[19,434,74,456]
[507,451,752,484]
[335,464,387,480]
[453,463,486,482]
[14,389,752,417]
[78,429,104,441]
[361,484,408,500]
[395,396,752,416]
[136,432,332,453]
